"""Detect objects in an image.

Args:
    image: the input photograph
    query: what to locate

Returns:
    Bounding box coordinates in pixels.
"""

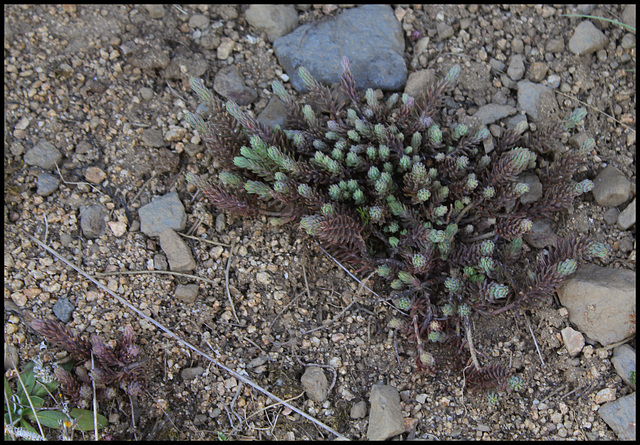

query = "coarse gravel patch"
[4,4,635,441]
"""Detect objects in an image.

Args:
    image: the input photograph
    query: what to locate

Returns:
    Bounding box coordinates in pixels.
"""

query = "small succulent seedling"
[29,317,146,410]
[4,359,108,440]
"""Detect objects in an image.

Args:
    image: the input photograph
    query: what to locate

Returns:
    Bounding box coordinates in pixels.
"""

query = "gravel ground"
[4,4,635,440]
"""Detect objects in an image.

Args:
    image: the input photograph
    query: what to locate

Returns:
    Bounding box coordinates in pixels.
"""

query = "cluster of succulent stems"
[185,57,607,387]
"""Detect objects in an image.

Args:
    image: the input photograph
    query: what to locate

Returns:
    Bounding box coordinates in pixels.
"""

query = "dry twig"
[22,228,349,441]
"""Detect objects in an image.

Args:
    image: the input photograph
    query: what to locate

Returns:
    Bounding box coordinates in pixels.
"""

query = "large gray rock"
[592,165,631,207]
[517,81,558,121]
[598,392,636,440]
[366,384,404,440]
[557,264,635,346]
[273,5,406,92]
[568,21,608,55]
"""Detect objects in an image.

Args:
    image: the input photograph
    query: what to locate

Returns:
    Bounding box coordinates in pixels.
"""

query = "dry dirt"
[4,4,636,441]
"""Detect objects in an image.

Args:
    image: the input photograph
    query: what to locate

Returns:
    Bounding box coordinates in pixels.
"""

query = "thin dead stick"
[464,315,481,371]
[13,362,46,440]
[237,392,305,430]
[22,228,349,441]
[269,290,304,330]
[225,240,240,323]
[94,269,218,286]
[178,232,231,248]
[43,214,48,246]
[313,241,379,298]
[302,263,311,300]
[90,352,99,441]
[524,312,545,366]
[556,90,635,133]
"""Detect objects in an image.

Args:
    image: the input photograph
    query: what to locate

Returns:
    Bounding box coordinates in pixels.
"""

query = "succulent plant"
[30,318,146,408]
[185,57,607,385]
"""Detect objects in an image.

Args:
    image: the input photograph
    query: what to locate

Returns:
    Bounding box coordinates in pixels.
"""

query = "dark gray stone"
[36,172,60,197]
[524,219,558,249]
[141,128,166,148]
[80,205,107,238]
[23,140,62,171]
[213,65,257,105]
[273,5,406,92]
[257,97,288,128]
[153,253,168,271]
[53,297,75,323]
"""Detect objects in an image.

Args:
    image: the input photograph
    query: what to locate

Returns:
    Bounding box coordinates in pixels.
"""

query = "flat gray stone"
[139,192,187,237]
[367,384,404,440]
[350,400,367,419]
[524,219,558,249]
[404,69,436,99]
[257,97,288,128]
[159,228,195,272]
[181,366,205,381]
[617,198,635,230]
[23,140,62,171]
[175,284,200,304]
[507,54,525,81]
[598,392,636,440]
[473,104,517,126]
[36,171,60,197]
[557,264,636,346]
[213,65,257,105]
[273,5,406,92]
[517,81,558,121]
[301,366,329,403]
[611,345,636,390]
[245,4,299,42]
